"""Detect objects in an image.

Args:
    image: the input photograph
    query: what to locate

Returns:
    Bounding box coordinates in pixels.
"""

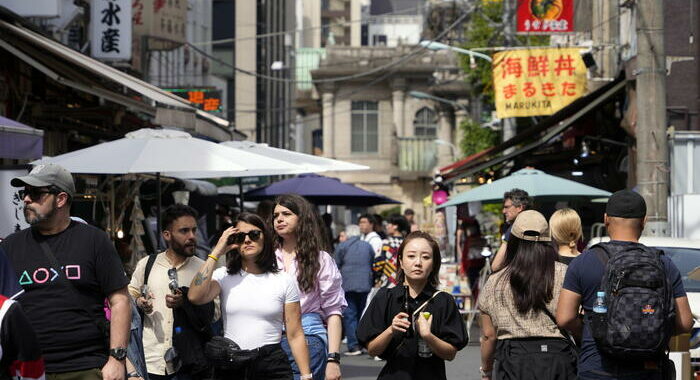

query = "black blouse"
[356,285,469,380]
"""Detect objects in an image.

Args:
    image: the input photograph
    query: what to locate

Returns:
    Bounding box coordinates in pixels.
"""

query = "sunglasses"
[227,230,263,245]
[18,188,59,201]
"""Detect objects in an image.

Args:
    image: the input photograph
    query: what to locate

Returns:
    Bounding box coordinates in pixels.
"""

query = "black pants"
[213,343,292,380]
[495,338,578,380]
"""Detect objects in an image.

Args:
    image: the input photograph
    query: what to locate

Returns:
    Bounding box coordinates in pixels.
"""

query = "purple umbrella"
[0,116,43,160]
[244,174,401,207]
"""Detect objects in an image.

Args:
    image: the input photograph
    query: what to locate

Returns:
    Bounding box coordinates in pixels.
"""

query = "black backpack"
[588,242,675,360]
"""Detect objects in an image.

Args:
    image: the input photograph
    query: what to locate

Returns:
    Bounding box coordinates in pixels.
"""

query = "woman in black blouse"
[357,231,468,380]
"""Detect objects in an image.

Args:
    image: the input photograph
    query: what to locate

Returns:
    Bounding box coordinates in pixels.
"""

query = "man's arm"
[674,296,694,334]
[491,242,507,272]
[556,289,583,336]
[103,287,131,380]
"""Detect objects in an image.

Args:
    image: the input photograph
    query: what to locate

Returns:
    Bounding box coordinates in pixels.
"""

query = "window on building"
[414,107,438,137]
[351,101,379,153]
[372,35,387,46]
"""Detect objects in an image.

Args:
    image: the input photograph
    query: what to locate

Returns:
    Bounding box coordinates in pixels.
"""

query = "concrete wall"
[367,15,422,47]
[234,2,257,140]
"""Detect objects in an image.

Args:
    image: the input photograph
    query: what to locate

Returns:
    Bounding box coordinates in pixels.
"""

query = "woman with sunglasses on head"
[478,211,576,380]
[273,194,347,380]
[356,231,469,380]
[188,212,312,380]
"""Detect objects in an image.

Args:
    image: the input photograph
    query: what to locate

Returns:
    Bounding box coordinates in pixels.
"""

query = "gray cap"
[11,163,76,197]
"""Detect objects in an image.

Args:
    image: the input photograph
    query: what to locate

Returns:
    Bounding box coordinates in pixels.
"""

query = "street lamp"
[408,90,469,113]
[419,40,493,63]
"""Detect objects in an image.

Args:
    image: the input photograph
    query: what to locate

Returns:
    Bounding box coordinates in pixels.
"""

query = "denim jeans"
[127,297,149,380]
[342,291,368,351]
[281,313,328,380]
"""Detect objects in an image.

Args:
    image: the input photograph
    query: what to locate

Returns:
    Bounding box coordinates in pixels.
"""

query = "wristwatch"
[479,366,492,377]
[327,352,341,364]
[109,347,128,361]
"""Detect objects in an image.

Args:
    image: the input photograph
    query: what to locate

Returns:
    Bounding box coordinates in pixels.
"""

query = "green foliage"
[379,206,401,219]
[482,203,502,214]
[459,118,497,157]
[460,0,550,104]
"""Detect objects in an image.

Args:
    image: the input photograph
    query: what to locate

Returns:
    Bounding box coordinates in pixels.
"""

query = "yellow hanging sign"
[493,48,587,118]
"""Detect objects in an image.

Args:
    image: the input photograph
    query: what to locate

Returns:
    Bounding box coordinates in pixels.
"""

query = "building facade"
[312,45,468,223]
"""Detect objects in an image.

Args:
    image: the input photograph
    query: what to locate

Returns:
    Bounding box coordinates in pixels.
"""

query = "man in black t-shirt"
[0,163,131,380]
[556,190,694,379]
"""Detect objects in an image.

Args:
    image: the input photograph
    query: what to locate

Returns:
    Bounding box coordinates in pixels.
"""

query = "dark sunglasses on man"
[18,187,60,202]
[227,230,263,245]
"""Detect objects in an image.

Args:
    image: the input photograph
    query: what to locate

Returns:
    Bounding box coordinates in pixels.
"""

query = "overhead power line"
[184,4,475,84]
[193,4,428,46]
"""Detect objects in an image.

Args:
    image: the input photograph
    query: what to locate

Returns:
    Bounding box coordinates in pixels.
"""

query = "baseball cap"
[605,190,646,219]
[510,210,551,242]
[11,163,76,197]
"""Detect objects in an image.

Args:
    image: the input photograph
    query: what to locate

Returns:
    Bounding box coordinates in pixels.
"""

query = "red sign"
[517,0,574,34]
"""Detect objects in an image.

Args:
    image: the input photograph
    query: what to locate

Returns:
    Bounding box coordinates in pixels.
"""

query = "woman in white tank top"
[188,212,313,380]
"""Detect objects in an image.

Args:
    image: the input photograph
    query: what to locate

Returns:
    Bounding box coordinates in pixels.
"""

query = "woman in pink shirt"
[273,194,347,380]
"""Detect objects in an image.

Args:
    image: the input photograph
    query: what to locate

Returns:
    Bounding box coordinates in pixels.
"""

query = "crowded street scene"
[1,0,700,380]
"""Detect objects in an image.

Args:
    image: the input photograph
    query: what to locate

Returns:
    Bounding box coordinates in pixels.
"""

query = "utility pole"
[635,0,669,236]
[501,0,517,152]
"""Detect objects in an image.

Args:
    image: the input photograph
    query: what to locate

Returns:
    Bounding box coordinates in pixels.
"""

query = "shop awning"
[0,116,43,159]
[440,77,627,182]
[0,18,229,132]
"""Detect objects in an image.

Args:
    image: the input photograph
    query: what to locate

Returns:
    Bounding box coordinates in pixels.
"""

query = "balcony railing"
[296,48,326,90]
[398,137,437,173]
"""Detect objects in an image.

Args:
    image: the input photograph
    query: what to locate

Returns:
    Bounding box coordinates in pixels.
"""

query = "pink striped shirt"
[275,249,347,320]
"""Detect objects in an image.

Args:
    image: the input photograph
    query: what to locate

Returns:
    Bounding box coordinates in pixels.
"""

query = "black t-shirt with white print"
[0,221,128,373]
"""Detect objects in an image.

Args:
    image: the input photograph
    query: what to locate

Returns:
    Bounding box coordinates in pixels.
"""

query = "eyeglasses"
[18,188,58,202]
[228,230,263,245]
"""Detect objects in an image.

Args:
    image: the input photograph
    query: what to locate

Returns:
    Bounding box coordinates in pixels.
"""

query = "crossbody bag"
[392,289,446,355]
[38,241,111,350]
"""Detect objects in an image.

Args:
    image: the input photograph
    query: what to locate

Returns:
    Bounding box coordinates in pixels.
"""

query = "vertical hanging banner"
[91,0,132,60]
[517,0,574,34]
[493,48,587,118]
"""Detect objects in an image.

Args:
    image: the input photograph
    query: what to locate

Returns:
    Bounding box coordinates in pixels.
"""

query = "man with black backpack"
[557,190,694,379]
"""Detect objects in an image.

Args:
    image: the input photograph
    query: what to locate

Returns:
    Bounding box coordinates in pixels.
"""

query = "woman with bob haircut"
[356,231,468,380]
[549,208,583,265]
[478,210,576,380]
[273,194,347,380]
[188,212,312,380]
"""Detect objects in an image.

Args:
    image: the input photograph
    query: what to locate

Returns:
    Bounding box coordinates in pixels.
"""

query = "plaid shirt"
[373,236,404,287]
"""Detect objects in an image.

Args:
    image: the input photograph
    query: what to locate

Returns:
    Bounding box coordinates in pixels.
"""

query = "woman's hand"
[212,226,239,257]
[416,313,433,339]
[391,312,411,336]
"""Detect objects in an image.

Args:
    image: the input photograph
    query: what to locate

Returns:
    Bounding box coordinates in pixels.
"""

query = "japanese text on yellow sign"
[493,48,587,118]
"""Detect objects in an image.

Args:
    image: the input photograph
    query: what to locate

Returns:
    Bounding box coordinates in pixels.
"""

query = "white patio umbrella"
[170,140,369,178]
[34,128,302,175]
[32,128,304,237]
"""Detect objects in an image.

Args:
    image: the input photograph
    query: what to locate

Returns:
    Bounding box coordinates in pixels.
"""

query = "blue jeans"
[128,298,149,380]
[281,313,328,380]
[342,291,368,351]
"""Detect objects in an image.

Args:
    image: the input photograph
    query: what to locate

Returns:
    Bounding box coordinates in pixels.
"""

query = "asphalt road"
[342,325,482,380]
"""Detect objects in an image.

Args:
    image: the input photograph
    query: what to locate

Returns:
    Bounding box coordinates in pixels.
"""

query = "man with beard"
[0,163,131,380]
[128,204,214,380]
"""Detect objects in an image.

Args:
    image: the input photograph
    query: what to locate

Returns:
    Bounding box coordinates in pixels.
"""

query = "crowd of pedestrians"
[0,162,694,380]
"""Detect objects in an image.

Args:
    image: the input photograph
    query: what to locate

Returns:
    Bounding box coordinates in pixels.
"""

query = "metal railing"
[397,137,437,173]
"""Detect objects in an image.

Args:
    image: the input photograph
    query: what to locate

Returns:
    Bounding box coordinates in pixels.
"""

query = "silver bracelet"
[300,374,313,380]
